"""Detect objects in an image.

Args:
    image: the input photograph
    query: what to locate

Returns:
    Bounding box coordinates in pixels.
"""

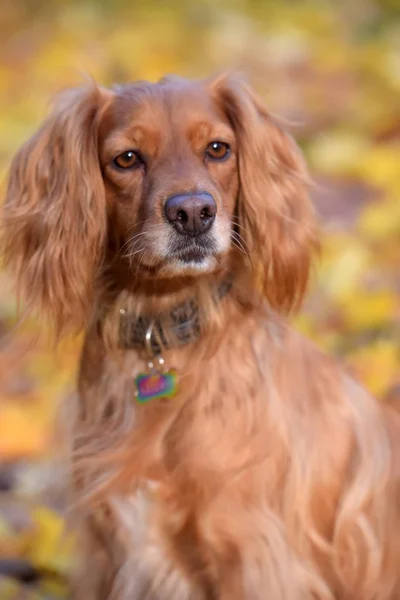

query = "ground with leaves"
[0,1,399,598]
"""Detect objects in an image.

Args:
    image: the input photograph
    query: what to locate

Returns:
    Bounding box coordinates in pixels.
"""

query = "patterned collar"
[119,280,231,356]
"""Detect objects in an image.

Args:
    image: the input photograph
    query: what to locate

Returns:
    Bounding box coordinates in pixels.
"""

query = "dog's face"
[100,79,239,277]
[2,74,318,334]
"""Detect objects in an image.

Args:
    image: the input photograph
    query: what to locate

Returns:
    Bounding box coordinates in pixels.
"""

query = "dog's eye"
[206,141,230,161]
[113,150,142,170]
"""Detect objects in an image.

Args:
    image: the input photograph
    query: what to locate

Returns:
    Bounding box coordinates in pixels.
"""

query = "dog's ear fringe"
[1,83,112,339]
[210,73,319,314]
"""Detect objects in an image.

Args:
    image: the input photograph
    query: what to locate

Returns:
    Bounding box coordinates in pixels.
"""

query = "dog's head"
[2,74,318,334]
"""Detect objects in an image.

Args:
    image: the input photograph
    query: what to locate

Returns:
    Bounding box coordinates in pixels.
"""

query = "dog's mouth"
[169,237,217,264]
[174,247,209,263]
[135,229,227,276]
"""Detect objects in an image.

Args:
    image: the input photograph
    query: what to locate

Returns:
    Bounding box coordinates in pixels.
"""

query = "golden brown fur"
[2,73,399,600]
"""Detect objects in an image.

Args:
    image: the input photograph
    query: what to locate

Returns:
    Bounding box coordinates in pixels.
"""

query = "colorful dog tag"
[135,369,177,403]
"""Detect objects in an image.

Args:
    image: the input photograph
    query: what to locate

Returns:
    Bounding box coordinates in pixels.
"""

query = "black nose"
[164,192,217,236]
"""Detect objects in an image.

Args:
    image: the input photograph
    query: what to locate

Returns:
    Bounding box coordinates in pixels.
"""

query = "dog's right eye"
[113,150,142,170]
[205,141,230,161]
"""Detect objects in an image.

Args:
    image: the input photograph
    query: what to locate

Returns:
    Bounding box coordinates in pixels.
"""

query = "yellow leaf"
[319,241,370,302]
[308,132,369,175]
[347,341,399,397]
[0,406,49,460]
[353,146,400,192]
[0,578,38,600]
[340,290,397,332]
[357,197,400,241]
[27,507,74,576]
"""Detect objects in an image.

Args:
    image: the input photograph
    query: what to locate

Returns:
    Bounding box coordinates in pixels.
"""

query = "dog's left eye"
[113,150,142,170]
[205,141,230,161]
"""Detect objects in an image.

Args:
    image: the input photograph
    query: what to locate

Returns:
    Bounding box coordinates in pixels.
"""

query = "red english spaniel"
[2,74,400,600]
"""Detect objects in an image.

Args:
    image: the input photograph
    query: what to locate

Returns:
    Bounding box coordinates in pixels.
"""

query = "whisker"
[231,238,252,270]
[231,239,246,256]
[123,239,148,256]
[134,248,148,279]
[231,231,248,253]
[230,224,250,251]
[123,245,146,261]
[119,231,148,255]
[230,218,249,235]
[231,236,248,257]
[231,227,246,242]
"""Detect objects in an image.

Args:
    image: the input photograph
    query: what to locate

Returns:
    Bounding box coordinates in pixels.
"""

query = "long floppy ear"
[1,84,110,336]
[212,75,319,313]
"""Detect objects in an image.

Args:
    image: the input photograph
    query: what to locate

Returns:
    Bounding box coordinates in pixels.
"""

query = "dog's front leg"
[200,498,317,600]
[70,512,119,600]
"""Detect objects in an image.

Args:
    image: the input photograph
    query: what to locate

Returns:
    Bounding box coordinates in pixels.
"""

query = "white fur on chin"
[160,255,218,276]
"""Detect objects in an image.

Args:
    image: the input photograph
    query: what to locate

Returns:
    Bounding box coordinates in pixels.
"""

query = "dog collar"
[119,279,231,356]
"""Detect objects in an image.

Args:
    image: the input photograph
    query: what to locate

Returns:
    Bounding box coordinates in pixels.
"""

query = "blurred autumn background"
[0,0,399,597]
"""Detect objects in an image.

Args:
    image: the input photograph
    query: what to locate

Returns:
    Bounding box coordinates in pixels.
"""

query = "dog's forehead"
[106,78,225,130]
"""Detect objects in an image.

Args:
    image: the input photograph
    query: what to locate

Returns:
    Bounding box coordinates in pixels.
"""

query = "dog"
[2,73,399,600]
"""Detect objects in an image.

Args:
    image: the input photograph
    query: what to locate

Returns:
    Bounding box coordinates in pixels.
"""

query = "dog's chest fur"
[76,314,280,598]
[75,314,350,599]
[110,484,204,600]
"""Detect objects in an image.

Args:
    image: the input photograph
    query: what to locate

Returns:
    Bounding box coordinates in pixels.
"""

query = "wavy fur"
[2,74,399,600]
